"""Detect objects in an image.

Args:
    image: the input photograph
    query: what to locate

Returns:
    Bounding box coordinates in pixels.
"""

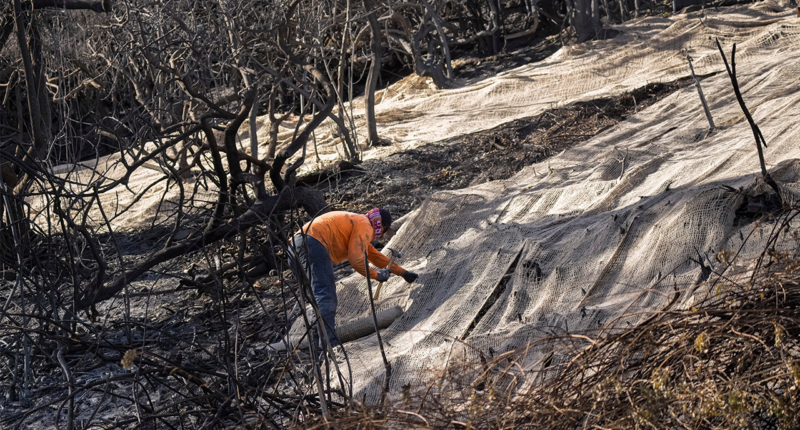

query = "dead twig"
[715,39,781,200]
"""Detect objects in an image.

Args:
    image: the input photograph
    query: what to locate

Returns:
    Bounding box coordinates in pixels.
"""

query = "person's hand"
[401,271,418,284]
[376,269,391,282]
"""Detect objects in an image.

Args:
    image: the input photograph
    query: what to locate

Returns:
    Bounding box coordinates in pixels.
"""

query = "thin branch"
[714,39,780,199]
[364,250,392,404]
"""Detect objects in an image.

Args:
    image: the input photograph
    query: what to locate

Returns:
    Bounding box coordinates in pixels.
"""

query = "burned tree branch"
[715,39,781,199]
[13,0,51,162]
[222,88,257,179]
[75,189,284,309]
[266,83,293,161]
[271,65,337,192]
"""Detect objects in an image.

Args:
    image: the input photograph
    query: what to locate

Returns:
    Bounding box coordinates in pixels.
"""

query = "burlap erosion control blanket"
[280,1,800,401]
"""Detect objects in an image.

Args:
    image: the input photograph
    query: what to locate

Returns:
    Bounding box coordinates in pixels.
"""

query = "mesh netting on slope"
[291,2,800,402]
[265,0,800,167]
[32,145,221,234]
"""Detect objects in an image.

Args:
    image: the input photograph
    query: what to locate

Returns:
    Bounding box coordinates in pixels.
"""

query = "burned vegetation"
[0,0,783,427]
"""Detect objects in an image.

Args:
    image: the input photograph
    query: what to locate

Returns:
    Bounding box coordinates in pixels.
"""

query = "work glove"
[376,269,391,282]
[401,271,418,284]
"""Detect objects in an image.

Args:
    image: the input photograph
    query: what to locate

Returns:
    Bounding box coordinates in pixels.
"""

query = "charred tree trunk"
[591,0,602,36]
[362,0,382,146]
[487,0,502,53]
[618,0,629,22]
[572,0,595,43]
[13,0,51,163]
[602,0,612,23]
[419,0,453,78]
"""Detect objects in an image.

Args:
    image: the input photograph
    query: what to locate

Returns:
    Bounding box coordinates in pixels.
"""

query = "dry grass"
[306,209,800,429]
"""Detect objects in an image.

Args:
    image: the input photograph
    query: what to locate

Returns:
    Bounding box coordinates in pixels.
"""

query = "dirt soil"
[301,77,695,222]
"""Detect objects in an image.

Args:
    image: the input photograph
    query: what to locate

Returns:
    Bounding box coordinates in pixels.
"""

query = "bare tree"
[363,0,383,145]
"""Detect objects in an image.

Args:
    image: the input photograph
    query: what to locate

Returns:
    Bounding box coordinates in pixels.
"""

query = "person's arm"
[366,245,404,275]
[348,228,379,279]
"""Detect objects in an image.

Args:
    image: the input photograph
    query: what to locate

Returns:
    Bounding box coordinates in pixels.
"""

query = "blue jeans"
[288,234,340,347]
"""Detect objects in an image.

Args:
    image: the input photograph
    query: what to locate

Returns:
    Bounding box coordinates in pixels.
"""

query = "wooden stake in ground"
[686,55,715,130]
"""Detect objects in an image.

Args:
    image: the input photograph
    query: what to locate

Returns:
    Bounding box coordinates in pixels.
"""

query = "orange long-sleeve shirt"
[296,211,405,280]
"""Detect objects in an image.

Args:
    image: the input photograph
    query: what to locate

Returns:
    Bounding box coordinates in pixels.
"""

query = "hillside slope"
[295,1,800,401]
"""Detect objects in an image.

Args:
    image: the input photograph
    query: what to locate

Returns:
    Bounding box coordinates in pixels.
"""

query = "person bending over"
[289,208,418,348]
